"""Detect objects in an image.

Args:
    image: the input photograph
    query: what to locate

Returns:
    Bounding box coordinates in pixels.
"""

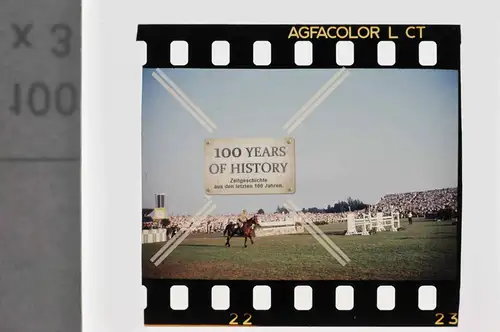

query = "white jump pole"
[345,213,357,235]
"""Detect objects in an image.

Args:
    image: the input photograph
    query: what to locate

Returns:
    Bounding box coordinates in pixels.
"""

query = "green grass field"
[142,219,458,280]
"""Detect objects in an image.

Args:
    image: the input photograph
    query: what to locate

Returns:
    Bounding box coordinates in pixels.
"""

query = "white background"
[82,0,500,331]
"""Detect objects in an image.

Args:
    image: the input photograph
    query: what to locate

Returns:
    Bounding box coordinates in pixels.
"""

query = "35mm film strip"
[137,24,460,69]
[144,280,460,326]
[138,24,461,327]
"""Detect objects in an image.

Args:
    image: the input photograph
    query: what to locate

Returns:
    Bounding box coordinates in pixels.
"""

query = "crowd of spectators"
[161,212,354,233]
[372,187,458,217]
[143,187,458,232]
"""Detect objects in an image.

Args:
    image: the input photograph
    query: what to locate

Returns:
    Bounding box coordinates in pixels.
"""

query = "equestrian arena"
[142,188,459,280]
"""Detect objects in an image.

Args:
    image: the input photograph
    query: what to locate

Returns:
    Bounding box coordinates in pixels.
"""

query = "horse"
[223,221,240,237]
[166,225,180,239]
[223,215,259,248]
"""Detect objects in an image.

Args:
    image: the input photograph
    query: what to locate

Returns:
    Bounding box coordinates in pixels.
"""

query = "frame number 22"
[229,313,252,326]
[435,313,458,326]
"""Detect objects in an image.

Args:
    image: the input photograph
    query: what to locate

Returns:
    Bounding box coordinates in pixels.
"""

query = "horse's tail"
[223,226,228,236]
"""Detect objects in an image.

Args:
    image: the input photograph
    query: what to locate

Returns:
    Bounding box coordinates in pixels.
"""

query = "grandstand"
[372,187,458,217]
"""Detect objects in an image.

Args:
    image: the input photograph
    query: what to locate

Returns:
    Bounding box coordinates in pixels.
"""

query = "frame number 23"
[229,313,252,326]
[435,313,458,326]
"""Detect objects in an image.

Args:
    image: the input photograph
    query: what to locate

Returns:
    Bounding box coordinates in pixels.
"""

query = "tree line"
[256,197,369,215]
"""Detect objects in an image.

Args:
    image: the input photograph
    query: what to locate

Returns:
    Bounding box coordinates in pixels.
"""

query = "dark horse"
[166,225,180,239]
[223,216,259,248]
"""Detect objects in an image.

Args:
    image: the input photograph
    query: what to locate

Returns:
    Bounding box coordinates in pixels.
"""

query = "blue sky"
[142,68,459,215]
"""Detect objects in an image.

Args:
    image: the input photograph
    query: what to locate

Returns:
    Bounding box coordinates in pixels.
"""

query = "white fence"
[142,229,168,244]
[345,212,400,236]
[256,217,305,237]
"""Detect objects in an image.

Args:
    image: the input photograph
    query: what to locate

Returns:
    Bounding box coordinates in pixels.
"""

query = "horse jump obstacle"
[142,229,168,244]
[345,211,400,236]
[255,216,305,237]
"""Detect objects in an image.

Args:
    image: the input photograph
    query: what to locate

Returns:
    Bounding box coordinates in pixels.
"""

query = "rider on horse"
[238,209,248,228]
[224,209,258,248]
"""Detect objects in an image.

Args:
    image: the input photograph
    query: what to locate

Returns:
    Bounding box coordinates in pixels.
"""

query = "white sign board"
[204,137,296,195]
